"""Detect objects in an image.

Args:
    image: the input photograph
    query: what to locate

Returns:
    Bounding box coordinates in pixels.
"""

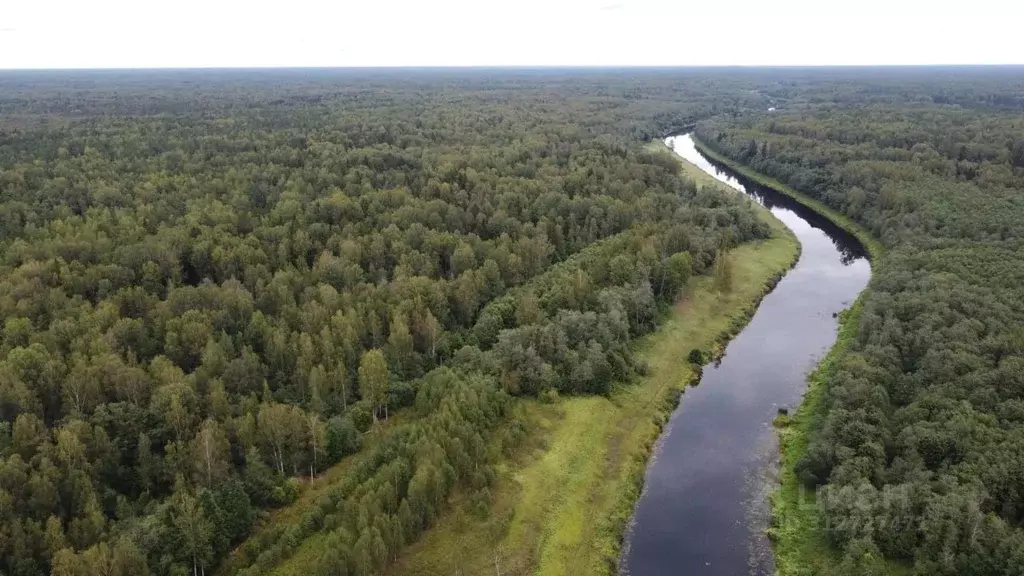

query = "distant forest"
[698,69,1024,574]
[0,69,773,576]
[2,67,1024,576]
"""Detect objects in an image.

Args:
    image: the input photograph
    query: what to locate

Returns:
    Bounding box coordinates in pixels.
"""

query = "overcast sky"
[2,0,1022,69]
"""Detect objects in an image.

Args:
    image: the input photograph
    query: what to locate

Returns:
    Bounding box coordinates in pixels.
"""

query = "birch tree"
[358,349,389,422]
[191,419,230,488]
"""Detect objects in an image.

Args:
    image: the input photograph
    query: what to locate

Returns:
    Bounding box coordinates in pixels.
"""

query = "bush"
[326,416,361,463]
[348,402,373,433]
[301,506,325,532]
[688,348,708,364]
[633,358,651,377]
[471,487,492,519]
[539,388,560,404]
[271,478,300,506]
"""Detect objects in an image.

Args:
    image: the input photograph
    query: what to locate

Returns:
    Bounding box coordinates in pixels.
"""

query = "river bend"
[620,134,871,576]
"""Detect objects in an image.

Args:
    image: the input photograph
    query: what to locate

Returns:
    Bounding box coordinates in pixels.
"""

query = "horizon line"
[3,63,1024,73]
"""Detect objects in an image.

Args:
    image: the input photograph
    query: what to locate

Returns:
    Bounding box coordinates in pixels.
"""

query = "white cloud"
[1,0,1021,68]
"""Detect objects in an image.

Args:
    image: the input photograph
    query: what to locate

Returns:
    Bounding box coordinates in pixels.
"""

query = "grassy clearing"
[690,136,886,261]
[384,153,799,576]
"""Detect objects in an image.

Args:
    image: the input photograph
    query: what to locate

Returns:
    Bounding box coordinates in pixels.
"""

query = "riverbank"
[769,297,852,575]
[769,294,911,576]
[382,150,799,576]
[691,136,886,261]
[688,138,905,575]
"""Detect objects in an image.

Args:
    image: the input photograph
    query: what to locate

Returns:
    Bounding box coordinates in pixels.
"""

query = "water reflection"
[666,135,867,266]
[620,134,872,576]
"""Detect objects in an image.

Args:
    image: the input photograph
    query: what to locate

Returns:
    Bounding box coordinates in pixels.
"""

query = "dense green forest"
[6,66,1024,576]
[697,69,1024,575]
[0,69,775,576]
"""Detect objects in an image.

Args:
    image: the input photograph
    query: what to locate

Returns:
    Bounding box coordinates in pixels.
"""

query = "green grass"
[383,153,800,576]
[690,136,886,261]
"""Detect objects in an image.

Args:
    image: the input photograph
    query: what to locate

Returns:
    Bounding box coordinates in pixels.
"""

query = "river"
[620,134,871,575]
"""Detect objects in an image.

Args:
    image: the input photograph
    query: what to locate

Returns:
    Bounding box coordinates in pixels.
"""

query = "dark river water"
[620,134,871,576]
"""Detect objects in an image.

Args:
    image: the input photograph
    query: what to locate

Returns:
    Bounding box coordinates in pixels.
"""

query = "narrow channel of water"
[620,134,871,576]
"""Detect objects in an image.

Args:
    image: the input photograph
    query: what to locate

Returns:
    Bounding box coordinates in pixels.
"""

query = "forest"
[697,68,1024,575]
[0,69,772,576]
[5,66,1024,576]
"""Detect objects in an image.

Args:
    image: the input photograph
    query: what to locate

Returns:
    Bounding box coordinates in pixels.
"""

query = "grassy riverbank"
[769,299,858,575]
[380,151,799,576]
[771,298,912,576]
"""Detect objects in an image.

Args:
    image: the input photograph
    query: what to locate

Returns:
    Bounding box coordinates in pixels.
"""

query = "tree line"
[697,70,1024,575]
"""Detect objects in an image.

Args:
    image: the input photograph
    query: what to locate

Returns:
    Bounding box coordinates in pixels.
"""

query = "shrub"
[688,348,708,364]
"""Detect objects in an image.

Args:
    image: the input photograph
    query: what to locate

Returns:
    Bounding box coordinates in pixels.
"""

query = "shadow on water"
[620,134,871,576]
[702,155,868,266]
